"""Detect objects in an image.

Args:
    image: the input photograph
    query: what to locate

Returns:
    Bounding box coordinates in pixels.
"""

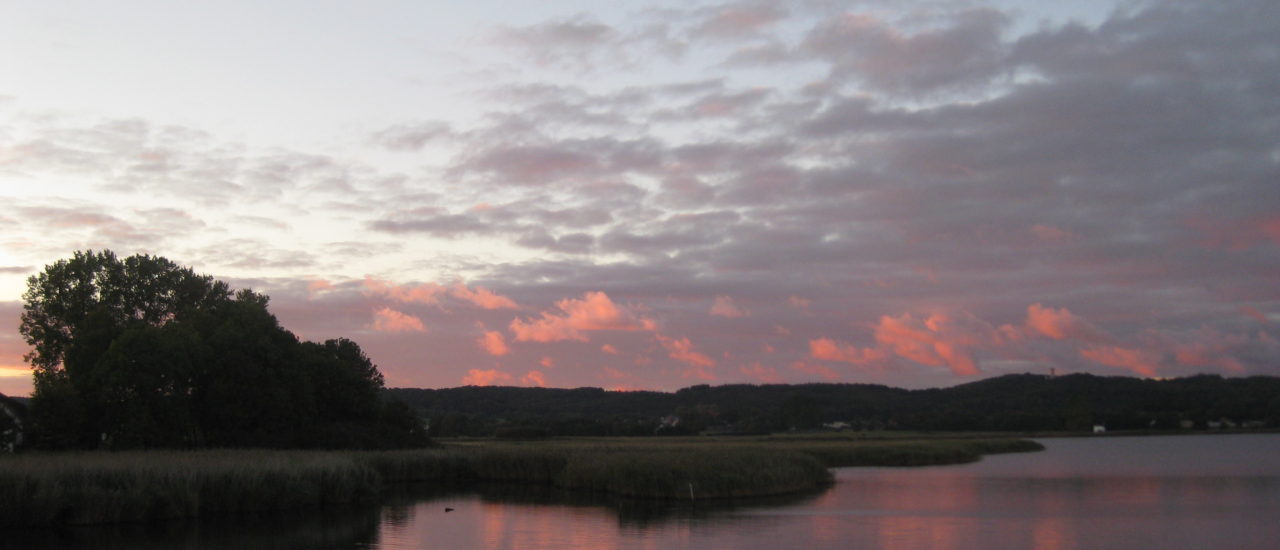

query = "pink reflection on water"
[372,436,1280,550]
[1031,515,1071,550]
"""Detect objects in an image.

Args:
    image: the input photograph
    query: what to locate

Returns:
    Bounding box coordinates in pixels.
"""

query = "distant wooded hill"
[388,373,1280,436]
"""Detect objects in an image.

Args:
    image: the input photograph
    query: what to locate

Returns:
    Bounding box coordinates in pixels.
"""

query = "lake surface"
[12,434,1280,550]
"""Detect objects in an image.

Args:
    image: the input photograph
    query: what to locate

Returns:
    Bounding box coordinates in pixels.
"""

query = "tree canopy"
[19,250,427,450]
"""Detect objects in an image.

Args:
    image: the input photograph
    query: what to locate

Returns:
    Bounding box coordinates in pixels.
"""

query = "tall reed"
[0,451,379,526]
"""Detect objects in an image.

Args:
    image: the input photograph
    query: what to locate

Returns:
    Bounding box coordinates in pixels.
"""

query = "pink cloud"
[657,334,716,380]
[600,366,641,390]
[364,277,446,305]
[522,370,547,387]
[787,296,811,309]
[809,337,886,364]
[477,330,509,356]
[657,334,716,368]
[1080,345,1159,377]
[709,295,749,318]
[1188,214,1280,250]
[739,362,784,383]
[372,307,426,333]
[872,312,999,376]
[364,277,517,309]
[1175,345,1246,373]
[791,361,841,381]
[306,279,335,296]
[1241,306,1271,324]
[1031,224,1074,243]
[600,344,619,355]
[1024,303,1107,342]
[450,283,519,310]
[1163,326,1264,374]
[509,291,656,342]
[540,356,555,368]
[462,369,513,386]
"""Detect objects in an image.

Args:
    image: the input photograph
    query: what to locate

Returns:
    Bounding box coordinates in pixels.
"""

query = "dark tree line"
[19,250,428,450]
[390,373,1280,437]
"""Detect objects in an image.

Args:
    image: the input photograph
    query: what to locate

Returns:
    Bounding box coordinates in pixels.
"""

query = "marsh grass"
[354,448,471,482]
[0,451,379,527]
[0,436,1041,527]
[778,438,1046,467]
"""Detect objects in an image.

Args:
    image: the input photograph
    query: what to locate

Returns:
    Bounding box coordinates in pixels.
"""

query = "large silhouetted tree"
[19,250,426,449]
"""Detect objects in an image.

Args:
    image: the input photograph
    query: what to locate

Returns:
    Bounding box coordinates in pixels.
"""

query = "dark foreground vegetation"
[0,436,1041,527]
[394,373,1280,436]
[16,250,427,450]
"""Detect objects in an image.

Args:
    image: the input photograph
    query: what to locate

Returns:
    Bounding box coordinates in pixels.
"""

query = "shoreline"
[0,436,1043,528]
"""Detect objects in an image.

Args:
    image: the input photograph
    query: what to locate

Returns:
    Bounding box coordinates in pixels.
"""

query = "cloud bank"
[0,0,1276,393]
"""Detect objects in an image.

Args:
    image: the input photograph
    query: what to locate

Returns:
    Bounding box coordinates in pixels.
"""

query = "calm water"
[11,434,1280,550]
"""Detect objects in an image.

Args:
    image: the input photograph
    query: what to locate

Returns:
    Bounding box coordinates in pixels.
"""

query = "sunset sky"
[1,0,1277,396]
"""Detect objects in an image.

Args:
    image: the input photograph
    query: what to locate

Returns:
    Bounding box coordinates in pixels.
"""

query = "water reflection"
[373,481,828,550]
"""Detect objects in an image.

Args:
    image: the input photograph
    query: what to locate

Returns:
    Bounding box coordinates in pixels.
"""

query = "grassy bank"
[1,436,1041,527]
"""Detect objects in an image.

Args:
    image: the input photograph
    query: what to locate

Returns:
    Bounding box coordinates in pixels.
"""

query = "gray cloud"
[490,14,684,73]
[189,239,318,271]
[369,121,455,152]
[691,2,790,41]
[413,0,1276,384]
[803,7,1011,95]
[7,0,1278,390]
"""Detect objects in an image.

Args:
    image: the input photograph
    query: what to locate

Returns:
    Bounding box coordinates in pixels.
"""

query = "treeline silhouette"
[390,373,1280,437]
[18,250,427,450]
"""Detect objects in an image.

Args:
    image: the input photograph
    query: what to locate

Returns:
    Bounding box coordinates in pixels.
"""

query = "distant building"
[823,421,852,431]
[1092,424,1106,434]
[1205,418,1240,430]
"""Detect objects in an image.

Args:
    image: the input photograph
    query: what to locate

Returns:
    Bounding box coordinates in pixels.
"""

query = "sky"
[1,0,1277,396]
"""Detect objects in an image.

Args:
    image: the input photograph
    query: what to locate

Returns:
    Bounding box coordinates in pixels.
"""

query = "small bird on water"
[444,507,454,512]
